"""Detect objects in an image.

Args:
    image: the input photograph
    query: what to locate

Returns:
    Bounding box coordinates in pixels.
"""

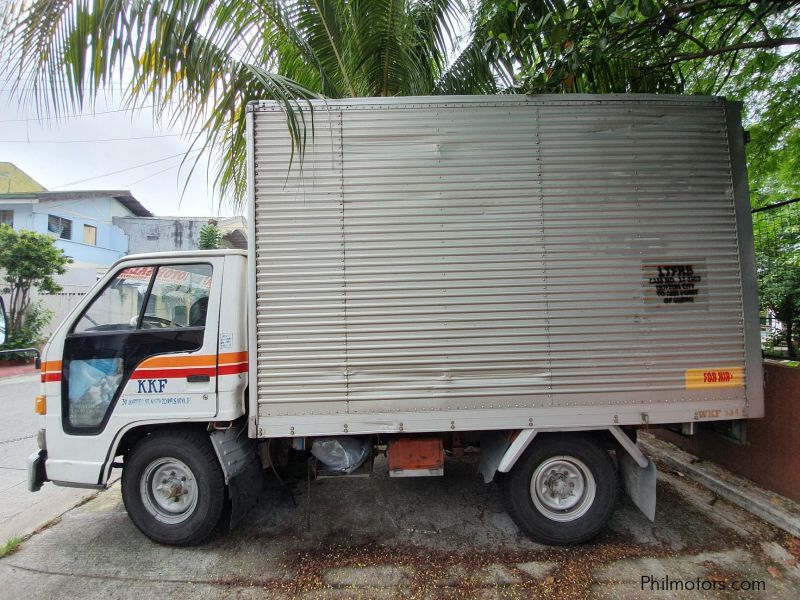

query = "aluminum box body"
[246,95,762,438]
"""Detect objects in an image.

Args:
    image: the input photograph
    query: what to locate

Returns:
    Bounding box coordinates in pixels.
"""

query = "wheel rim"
[530,456,596,522]
[140,457,199,524]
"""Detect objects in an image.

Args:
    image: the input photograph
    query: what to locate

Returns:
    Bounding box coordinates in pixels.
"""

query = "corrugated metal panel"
[250,96,747,420]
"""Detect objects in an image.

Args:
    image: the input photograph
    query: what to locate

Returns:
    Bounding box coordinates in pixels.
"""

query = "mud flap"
[209,424,264,531]
[619,451,657,522]
[227,457,265,530]
[27,449,47,492]
[478,431,510,483]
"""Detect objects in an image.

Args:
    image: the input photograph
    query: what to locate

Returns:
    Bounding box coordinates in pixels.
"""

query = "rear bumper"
[27,449,47,492]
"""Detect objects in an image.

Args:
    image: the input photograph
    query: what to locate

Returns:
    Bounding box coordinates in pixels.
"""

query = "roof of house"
[0,162,47,193]
[0,162,152,217]
[0,189,153,217]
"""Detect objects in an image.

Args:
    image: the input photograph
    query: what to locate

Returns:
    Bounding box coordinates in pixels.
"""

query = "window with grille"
[48,215,72,239]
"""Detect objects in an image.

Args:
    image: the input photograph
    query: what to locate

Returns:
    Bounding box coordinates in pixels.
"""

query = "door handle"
[187,374,210,383]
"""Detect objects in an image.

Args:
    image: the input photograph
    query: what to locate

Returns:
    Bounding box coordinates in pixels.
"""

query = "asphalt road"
[1,441,799,598]
[0,374,92,542]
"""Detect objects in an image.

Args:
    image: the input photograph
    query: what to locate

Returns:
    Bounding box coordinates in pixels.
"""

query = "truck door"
[61,261,219,435]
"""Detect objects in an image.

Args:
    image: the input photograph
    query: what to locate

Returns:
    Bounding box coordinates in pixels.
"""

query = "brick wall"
[654,361,800,502]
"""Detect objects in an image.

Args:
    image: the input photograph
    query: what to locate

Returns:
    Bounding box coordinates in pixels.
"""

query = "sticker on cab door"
[685,367,744,389]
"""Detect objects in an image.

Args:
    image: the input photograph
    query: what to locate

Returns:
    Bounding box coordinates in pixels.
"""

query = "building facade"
[1,190,152,269]
[1,163,250,337]
[0,162,152,333]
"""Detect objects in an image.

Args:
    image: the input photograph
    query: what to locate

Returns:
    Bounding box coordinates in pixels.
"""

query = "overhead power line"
[54,149,203,188]
[124,162,190,187]
[0,85,129,91]
[0,102,180,124]
[0,131,203,144]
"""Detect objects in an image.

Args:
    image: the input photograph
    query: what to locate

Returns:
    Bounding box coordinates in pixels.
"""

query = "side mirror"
[0,296,7,346]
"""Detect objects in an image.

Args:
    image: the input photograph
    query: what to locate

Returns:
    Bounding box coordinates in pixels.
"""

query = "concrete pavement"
[1,452,799,598]
[640,433,800,538]
[0,374,92,542]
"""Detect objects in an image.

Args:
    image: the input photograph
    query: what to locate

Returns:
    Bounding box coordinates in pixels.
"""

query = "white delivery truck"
[14,95,762,546]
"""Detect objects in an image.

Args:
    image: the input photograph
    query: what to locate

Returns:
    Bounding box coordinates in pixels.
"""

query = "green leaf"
[638,0,658,18]
[548,24,566,47]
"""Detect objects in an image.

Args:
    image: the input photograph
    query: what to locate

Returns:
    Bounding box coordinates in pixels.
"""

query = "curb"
[0,365,36,380]
[639,432,800,538]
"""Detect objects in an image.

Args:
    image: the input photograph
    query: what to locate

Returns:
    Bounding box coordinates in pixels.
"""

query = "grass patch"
[0,536,23,558]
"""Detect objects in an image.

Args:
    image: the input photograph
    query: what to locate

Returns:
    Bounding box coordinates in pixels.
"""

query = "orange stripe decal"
[138,355,217,369]
[137,352,247,369]
[41,361,62,382]
[219,351,248,365]
[38,354,247,382]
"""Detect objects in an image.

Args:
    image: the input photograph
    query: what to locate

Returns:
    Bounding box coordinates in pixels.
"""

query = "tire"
[501,433,618,545]
[122,429,226,546]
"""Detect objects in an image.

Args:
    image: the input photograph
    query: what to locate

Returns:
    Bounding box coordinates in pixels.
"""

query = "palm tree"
[1,0,498,205]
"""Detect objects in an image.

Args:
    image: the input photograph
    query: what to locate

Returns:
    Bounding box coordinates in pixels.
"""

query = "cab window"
[142,264,213,328]
[73,267,153,333]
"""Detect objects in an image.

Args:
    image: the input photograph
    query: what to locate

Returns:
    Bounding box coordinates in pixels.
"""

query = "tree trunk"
[775,298,798,360]
[9,286,20,331]
[8,284,31,335]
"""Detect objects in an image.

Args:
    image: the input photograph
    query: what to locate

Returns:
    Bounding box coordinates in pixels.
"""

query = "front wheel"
[122,429,226,546]
[502,434,618,545]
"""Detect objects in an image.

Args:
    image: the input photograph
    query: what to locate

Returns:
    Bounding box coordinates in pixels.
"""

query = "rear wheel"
[122,429,225,546]
[502,434,618,545]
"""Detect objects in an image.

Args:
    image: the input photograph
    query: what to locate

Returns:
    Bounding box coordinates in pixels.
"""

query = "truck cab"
[28,251,249,541]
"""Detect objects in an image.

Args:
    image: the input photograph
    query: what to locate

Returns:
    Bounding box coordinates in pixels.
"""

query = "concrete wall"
[34,269,100,337]
[114,217,204,254]
[653,361,800,503]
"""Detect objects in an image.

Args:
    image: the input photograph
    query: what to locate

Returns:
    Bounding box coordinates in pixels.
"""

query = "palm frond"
[0,0,494,208]
[435,41,501,94]
[1,0,322,205]
[297,0,356,96]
